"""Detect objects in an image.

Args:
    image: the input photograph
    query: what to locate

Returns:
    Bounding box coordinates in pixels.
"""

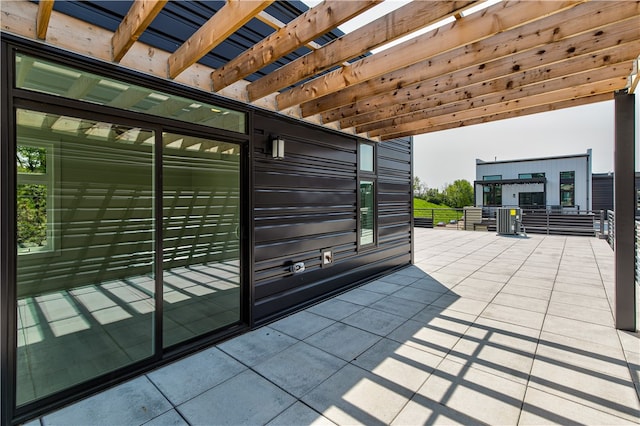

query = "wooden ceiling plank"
[373,77,628,138]
[255,11,322,50]
[246,0,477,101]
[359,63,634,134]
[36,0,55,40]
[168,0,274,79]
[112,0,168,62]
[212,0,381,92]
[308,0,640,118]
[276,0,584,111]
[380,93,614,139]
[338,34,640,129]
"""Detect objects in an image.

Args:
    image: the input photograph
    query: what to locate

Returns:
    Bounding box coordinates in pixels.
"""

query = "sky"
[302,0,639,189]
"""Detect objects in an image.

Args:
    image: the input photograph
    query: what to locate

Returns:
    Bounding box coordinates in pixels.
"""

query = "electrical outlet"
[322,250,333,266]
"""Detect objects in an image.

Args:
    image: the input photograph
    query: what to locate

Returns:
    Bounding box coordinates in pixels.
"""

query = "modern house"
[474,151,593,211]
[0,1,637,424]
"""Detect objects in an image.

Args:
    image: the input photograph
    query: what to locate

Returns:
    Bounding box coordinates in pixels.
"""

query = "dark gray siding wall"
[592,174,614,212]
[252,112,412,323]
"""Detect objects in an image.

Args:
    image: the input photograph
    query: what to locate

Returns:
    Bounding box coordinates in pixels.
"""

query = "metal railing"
[607,210,615,249]
[414,208,465,229]
[636,221,639,286]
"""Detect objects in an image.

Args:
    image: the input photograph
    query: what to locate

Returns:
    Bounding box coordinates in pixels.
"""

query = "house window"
[17,141,56,255]
[518,172,545,179]
[358,143,376,247]
[483,175,502,181]
[519,192,545,207]
[483,184,502,206]
[560,171,575,207]
[360,143,374,172]
[359,180,375,246]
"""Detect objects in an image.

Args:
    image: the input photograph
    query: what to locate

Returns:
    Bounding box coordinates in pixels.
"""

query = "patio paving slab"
[217,326,298,367]
[304,322,381,362]
[177,370,295,425]
[266,402,336,426]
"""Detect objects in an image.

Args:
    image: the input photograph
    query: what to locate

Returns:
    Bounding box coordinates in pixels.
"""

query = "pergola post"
[614,89,636,331]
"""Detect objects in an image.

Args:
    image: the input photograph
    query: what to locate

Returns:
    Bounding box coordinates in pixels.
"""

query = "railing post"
[599,210,605,237]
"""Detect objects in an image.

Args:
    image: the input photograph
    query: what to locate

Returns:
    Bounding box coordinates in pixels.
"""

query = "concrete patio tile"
[550,291,611,311]
[269,310,335,340]
[552,282,607,299]
[536,331,630,381]
[148,347,246,405]
[42,377,172,426]
[481,304,545,331]
[617,330,640,354]
[370,295,427,319]
[307,298,364,321]
[542,314,621,349]
[499,283,551,301]
[507,275,555,290]
[387,314,471,358]
[445,318,539,385]
[352,338,443,392]
[266,401,336,426]
[142,409,188,426]
[253,341,346,398]
[519,387,633,425]
[217,326,297,367]
[626,351,640,401]
[391,286,443,305]
[546,301,614,327]
[302,364,414,425]
[446,284,497,302]
[409,277,449,293]
[336,288,387,306]
[395,265,431,278]
[391,395,480,425]
[377,273,421,286]
[429,271,468,287]
[431,293,489,316]
[411,305,477,328]
[359,280,404,295]
[177,370,296,426]
[528,358,640,422]
[342,307,406,336]
[491,292,549,314]
[304,322,381,362]
[416,358,527,425]
[467,270,512,284]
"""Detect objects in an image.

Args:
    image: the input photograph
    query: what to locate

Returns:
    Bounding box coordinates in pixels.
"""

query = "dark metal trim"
[474,177,546,186]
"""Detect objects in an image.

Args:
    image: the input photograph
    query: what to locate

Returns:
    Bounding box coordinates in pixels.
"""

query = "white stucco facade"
[475,150,592,210]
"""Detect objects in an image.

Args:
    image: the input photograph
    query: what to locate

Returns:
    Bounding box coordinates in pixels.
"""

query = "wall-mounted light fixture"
[272,136,285,159]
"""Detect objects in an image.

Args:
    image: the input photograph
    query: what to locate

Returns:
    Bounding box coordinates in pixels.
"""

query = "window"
[483,175,502,181]
[518,172,545,179]
[483,184,502,206]
[358,143,376,247]
[15,53,246,134]
[560,171,575,207]
[17,141,56,255]
[519,192,545,207]
[359,181,375,246]
[360,143,374,172]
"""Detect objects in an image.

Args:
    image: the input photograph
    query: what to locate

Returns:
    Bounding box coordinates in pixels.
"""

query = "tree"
[443,179,474,208]
[413,176,427,199]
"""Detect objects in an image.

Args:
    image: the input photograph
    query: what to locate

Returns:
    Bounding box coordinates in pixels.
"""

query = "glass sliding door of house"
[15,109,156,406]
[162,133,241,347]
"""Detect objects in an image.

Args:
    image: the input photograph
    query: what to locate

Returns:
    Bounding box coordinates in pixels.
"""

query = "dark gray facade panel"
[251,113,412,323]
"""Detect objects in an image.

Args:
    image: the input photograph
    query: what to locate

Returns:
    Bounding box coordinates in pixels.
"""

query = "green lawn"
[414,198,464,224]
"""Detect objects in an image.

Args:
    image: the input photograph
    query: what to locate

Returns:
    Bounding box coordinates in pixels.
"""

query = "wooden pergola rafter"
[4,0,639,140]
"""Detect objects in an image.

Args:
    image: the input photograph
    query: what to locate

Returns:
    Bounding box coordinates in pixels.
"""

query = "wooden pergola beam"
[275,0,583,110]
[246,0,476,101]
[168,0,274,79]
[112,0,168,62]
[375,78,629,139]
[360,63,634,135]
[380,92,614,139]
[308,0,639,118]
[36,0,55,40]
[212,0,380,92]
[336,30,640,129]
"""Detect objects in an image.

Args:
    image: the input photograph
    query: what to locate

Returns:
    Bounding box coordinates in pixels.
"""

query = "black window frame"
[560,170,576,207]
[357,142,377,250]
